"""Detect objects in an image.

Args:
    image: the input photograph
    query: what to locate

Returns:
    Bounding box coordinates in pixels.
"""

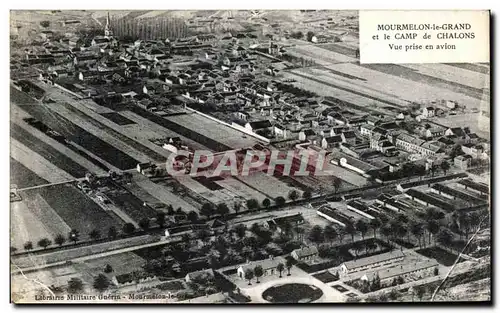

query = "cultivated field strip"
[360,63,484,100]
[11,123,89,178]
[215,177,268,202]
[444,63,490,74]
[133,177,199,213]
[119,110,212,152]
[24,184,121,239]
[401,63,490,91]
[11,138,75,183]
[12,116,107,176]
[130,106,233,152]
[11,200,53,249]
[52,102,165,163]
[10,158,48,189]
[284,71,397,116]
[17,104,139,170]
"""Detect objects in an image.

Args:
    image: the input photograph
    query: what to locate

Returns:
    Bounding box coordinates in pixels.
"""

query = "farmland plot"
[237,171,302,200]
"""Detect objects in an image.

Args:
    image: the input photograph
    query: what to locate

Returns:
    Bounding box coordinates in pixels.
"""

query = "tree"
[288,190,299,201]
[234,224,247,239]
[93,274,111,292]
[411,222,424,248]
[233,202,241,214]
[437,229,454,251]
[380,224,392,241]
[139,218,150,230]
[38,238,52,249]
[302,189,312,200]
[24,241,33,251]
[285,256,295,276]
[69,229,80,244]
[275,196,286,207]
[332,177,342,193]
[104,264,113,273]
[262,198,271,208]
[216,203,230,218]
[89,229,101,241]
[308,225,324,244]
[345,223,356,242]
[246,199,259,211]
[54,234,65,247]
[67,278,84,294]
[244,269,254,285]
[415,285,426,301]
[306,31,315,42]
[40,20,50,28]
[450,144,463,159]
[323,225,338,244]
[254,265,263,283]
[108,226,118,239]
[355,220,369,240]
[370,219,381,238]
[167,205,175,216]
[426,220,440,245]
[123,223,136,235]
[187,211,199,223]
[200,203,215,219]
[277,262,285,278]
[156,211,166,227]
[440,160,451,175]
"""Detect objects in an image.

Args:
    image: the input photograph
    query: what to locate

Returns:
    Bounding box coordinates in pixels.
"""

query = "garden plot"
[166,113,259,149]
[83,252,146,277]
[17,104,139,170]
[54,101,169,162]
[134,176,199,213]
[11,138,75,183]
[237,171,301,200]
[119,110,211,151]
[175,176,235,205]
[216,177,268,203]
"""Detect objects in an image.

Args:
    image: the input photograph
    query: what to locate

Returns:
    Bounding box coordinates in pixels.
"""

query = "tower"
[104,12,113,38]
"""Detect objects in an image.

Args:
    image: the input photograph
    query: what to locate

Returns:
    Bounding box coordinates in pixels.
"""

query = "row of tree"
[242,257,295,285]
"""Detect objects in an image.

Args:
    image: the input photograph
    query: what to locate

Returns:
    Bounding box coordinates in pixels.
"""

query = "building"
[265,213,305,233]
[340,250,405,275]
[291,246,319,262]
[237,257,282,279]
[454,155,472,170]
[185,269,215,283]
[112,272,157,287]
[422,107,435,118]
[359,259,439,284]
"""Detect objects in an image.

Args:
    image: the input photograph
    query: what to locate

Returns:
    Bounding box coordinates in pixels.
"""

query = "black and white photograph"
[9,9,491,304]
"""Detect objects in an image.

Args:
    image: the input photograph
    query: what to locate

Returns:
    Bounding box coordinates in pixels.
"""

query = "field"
[22,184,122,240]
[100,112,136,125]
[10,158,48,189]
[16,103,139,170]
[416,247,463,267]
[11,122,89,178]
[166,112,260,149]
[237,171,302,200]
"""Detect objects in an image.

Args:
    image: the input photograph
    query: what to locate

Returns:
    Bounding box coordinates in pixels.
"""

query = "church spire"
[104,11,112,37]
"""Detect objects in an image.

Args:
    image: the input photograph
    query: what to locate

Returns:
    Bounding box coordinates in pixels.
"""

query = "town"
[10,10,490,304]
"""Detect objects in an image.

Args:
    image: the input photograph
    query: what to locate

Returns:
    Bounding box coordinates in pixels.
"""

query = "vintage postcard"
[10,9,491,304]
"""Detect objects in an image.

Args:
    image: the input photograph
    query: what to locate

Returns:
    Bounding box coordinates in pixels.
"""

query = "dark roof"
[292,246,319,258]
[342,131,356,138]
[405,189,455,212]
[324,135,342,144]
[272,213,305,226]
[458,179,489,194]
[431,183,485,203]
[248,120,272,130]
